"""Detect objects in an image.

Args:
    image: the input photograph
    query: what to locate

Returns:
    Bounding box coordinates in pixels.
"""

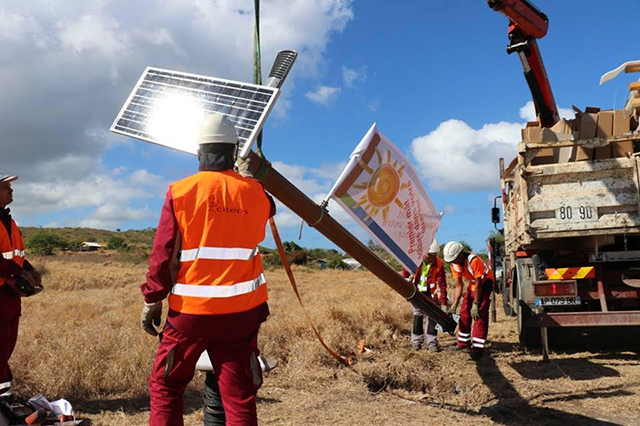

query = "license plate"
[535,296,581,307]
[556,204,597,223]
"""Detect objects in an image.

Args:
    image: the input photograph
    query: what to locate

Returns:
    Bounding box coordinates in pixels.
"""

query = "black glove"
[4,275,43,297]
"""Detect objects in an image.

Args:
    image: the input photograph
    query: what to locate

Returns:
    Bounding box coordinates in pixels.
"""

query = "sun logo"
[352,149,409,222]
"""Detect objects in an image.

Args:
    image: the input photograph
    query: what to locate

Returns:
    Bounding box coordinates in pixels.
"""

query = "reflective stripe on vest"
[180,246,259,262]
[0,219,25,287]
[168,170,271,315]
[417,263,431,292]
[416,258,443,293]
[467,254,490,280]
[466,254,491,292]
[2,249,24,260]
[172,273,266,298]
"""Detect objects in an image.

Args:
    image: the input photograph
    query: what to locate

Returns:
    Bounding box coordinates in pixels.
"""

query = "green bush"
[261,253,282,269]
[67,239,84,252]
[107,236,128,250]
[26,230,69,255]
[327,258,349,270]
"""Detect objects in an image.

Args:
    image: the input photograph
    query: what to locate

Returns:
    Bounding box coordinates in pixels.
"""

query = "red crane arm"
[488,0,560,127]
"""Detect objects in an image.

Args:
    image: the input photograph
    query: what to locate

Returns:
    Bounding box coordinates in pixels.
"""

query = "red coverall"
[0,208,35,395]
[451,255,494,354]
[141,188,275,426]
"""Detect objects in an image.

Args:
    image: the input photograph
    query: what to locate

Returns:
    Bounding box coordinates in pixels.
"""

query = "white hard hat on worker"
[197,114,239,145]
[443,241,464,263]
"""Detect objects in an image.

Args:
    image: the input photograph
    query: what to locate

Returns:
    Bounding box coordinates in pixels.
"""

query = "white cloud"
[273,210,302,229]
[410,119,522,192]
[11,165,167,229]
[443,204,457,215]
[0,0,354,229]
[305,85,341,106]
[411,101,575,192]
[58,14,127,58]
[261,159,360,234]
[366,100,380,112]
[79,204,155,229]
[342,65,367,87]
[519,100,575,122]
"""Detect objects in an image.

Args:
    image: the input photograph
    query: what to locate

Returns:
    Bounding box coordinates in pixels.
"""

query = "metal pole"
[491,291,497,323]
[248,152,457,333]
[490,238,498,323]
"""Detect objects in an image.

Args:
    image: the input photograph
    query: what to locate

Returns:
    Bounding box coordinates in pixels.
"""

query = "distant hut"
[80,242,102,252]
[342,258,362,269]
[315,258,328,269]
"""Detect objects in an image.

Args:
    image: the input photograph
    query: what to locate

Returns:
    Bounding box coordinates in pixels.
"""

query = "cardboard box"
[575,146,593,161]
[594,110,614,160]
[558,145,577,163]
[596,111,614,138]
[524,127,542,143]
[613,109,630,136]
[612,141,634,157]
[531,148,556,165]
[579,113,598,139]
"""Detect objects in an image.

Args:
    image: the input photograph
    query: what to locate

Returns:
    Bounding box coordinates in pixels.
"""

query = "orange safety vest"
[0,219,25,286]
[451,254,493,292]
[167,170,271,315]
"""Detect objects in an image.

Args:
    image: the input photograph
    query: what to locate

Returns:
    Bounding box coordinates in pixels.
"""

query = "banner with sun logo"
[327,123,441,273]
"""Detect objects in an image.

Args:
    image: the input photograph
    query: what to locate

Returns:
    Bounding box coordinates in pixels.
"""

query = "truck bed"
[502,137,640,252]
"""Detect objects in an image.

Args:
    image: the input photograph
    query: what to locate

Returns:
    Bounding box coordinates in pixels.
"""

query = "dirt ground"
[10,254,640,425]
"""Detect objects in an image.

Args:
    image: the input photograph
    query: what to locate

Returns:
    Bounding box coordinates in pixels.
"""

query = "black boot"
[203,372,226,426]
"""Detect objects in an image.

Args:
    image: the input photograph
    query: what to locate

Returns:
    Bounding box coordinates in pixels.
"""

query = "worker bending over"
[0,170,42,399]
[140,114,275,426]
[410,239,447,351]
[444,241,494,360]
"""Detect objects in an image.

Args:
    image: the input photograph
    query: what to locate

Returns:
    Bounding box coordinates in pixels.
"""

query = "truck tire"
[517,301,541,349]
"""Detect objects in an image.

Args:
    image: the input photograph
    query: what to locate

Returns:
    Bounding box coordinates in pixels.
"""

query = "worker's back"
[169,169,271,316]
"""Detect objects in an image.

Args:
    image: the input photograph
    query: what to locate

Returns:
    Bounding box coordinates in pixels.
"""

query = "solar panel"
[110,67,280,158]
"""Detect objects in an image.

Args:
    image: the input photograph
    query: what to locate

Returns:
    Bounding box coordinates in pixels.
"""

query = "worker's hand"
[440,304,448,312]
[29,269,43,289]
[19,269,36,288]
[471,302,480,320]
[236,155,254,178]
[447,305,457,315]
[141,301,163,336]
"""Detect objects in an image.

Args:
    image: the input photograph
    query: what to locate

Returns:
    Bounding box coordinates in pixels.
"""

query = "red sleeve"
[141,189,179,303]
[437,266,447,306]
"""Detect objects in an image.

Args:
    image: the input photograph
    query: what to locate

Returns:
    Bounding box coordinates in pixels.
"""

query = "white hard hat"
[428,238,439,254]
[443,241,464,263]
[0,170,18,183]
[197,114,238,145]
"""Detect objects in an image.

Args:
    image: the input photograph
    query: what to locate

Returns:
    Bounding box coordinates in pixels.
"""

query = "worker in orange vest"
[410,238,448,351]
[140,114,275,426]
[443,241,494,361]
[0,170,42,399]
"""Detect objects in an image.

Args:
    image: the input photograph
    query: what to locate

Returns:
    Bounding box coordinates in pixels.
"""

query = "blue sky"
[4,0,640,253]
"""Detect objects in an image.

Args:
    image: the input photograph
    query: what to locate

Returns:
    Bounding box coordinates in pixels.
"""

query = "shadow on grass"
[474,355,623,426]
[509,357,620,381]
[72,389,203,416]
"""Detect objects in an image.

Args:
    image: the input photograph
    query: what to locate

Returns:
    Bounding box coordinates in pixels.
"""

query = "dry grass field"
[10,253,640,425]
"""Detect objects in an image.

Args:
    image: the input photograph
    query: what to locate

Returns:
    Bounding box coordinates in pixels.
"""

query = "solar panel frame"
[110,66,280,159]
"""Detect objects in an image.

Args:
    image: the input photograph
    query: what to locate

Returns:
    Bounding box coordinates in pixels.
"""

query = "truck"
[488,0,640,354]
[497,116,640,350]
